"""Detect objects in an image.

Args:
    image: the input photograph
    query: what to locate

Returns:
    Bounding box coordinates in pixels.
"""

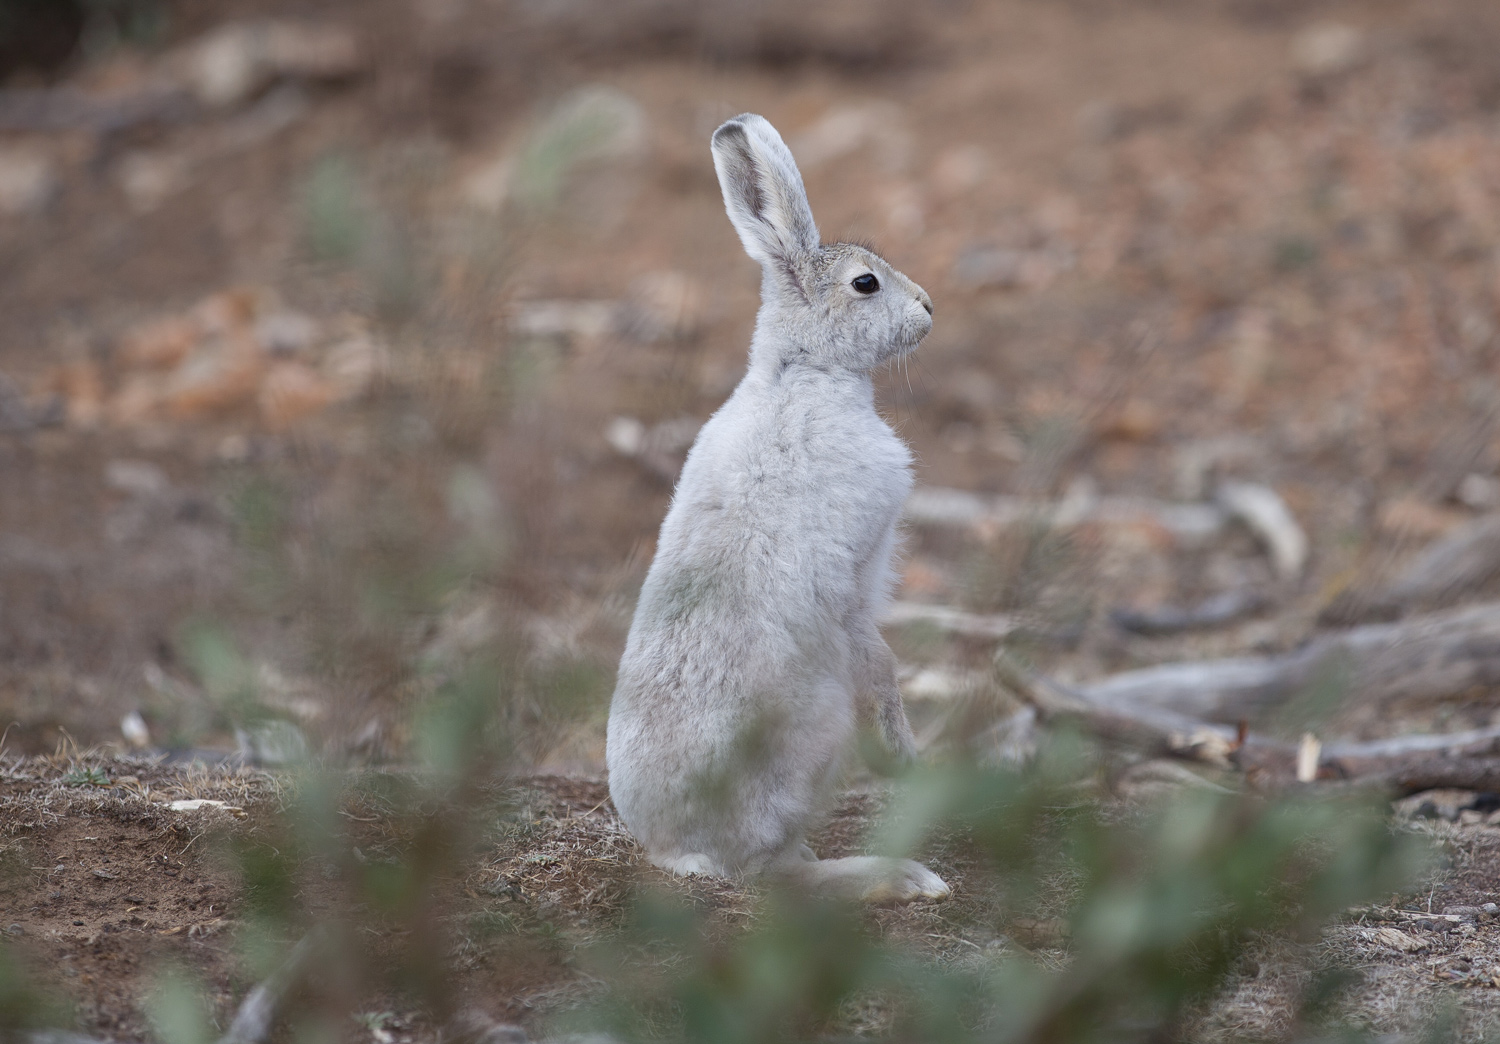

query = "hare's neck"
[745,309,872,390]
[742,347,874,411]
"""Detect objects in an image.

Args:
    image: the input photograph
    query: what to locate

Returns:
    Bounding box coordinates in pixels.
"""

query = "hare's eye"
[852,273,880,294]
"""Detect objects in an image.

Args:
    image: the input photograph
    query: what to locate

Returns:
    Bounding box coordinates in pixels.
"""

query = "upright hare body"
[606,114,947,902]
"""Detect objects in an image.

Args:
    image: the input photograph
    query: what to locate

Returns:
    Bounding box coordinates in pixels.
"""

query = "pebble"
[105,459,170,498]
[174,21,363,109]
[120,710,151,749]
[117,150,188,213]
[255,310,320,355]
[0,148,57,216]
[1291,22,1364,78]
[1459,473,1500,511]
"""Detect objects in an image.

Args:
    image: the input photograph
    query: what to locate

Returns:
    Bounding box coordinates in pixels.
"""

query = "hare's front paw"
[861,859,951,903]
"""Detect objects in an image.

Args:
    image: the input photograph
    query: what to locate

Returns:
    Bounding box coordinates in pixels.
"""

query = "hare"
[606,114,947,902]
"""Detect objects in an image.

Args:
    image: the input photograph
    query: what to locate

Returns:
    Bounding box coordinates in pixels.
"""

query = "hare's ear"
[711,114,820,267]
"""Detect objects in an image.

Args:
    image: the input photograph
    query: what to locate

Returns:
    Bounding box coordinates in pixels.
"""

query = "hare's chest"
[803,415,912,532]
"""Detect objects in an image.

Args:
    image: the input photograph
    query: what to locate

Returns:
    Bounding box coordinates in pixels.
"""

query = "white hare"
[606,113,947,902]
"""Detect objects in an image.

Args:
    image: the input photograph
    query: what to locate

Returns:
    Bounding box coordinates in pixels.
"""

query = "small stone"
[1458,473,1500,511]
[1444,905,1482,922]
[118,151,189,213]
[255,310,320,355]
[121,711,151,749]
[105,459,170,498]
[167,799,246,816]
[0,148,57,216]
[1291,22,1363,78]
[604,416,645,457]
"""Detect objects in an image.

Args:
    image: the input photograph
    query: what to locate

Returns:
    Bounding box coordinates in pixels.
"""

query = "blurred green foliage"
[302,155,366,265]
[0,939,67,1041]
[145,972,213,1044]
[574,739,1430,1044]
[509,87,643,214]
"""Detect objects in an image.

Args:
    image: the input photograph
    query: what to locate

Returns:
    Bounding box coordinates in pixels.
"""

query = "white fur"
[606,113,947,903]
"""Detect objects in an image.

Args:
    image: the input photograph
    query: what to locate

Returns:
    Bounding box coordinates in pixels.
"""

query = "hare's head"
[711,114,933,372]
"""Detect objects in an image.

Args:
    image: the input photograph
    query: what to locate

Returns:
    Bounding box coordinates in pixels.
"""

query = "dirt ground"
[0,753,984,1041]
[7,0,1500,1038]
[4,0,1500,755]
[7,752,1500,1042]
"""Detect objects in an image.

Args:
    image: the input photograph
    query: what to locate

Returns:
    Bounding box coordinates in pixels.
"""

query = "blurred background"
[3,0,1500,770]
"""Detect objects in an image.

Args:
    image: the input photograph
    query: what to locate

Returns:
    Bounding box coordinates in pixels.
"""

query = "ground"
[5,0,1500,1038]
[6,752,1500,1042]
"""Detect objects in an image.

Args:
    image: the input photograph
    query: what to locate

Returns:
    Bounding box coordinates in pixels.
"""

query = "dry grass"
[7,754,1500,1039]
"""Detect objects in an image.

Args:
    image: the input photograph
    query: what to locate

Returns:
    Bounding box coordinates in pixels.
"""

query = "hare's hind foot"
[653,852,729,879]
[783,855,950,903]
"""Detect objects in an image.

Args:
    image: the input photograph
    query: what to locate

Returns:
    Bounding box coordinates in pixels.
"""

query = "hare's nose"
[917,289,933,316]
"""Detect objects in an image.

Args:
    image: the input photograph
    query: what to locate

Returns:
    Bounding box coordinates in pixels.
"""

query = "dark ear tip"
[711,118,750,149]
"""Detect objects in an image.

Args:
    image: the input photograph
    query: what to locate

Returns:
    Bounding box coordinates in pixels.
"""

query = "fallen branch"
[0,86,196,133]
[1323,723,1500,762]
[883,601,1016,640]
[1325,513,1500,624]
[1075,601,1500,725]
[1217,481,1308,581]
[994,649,1500,792]
[904,486,1226,545]
[1377,758,1500,797]
[1109,588,1266,637]
[992,650,1238,761]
